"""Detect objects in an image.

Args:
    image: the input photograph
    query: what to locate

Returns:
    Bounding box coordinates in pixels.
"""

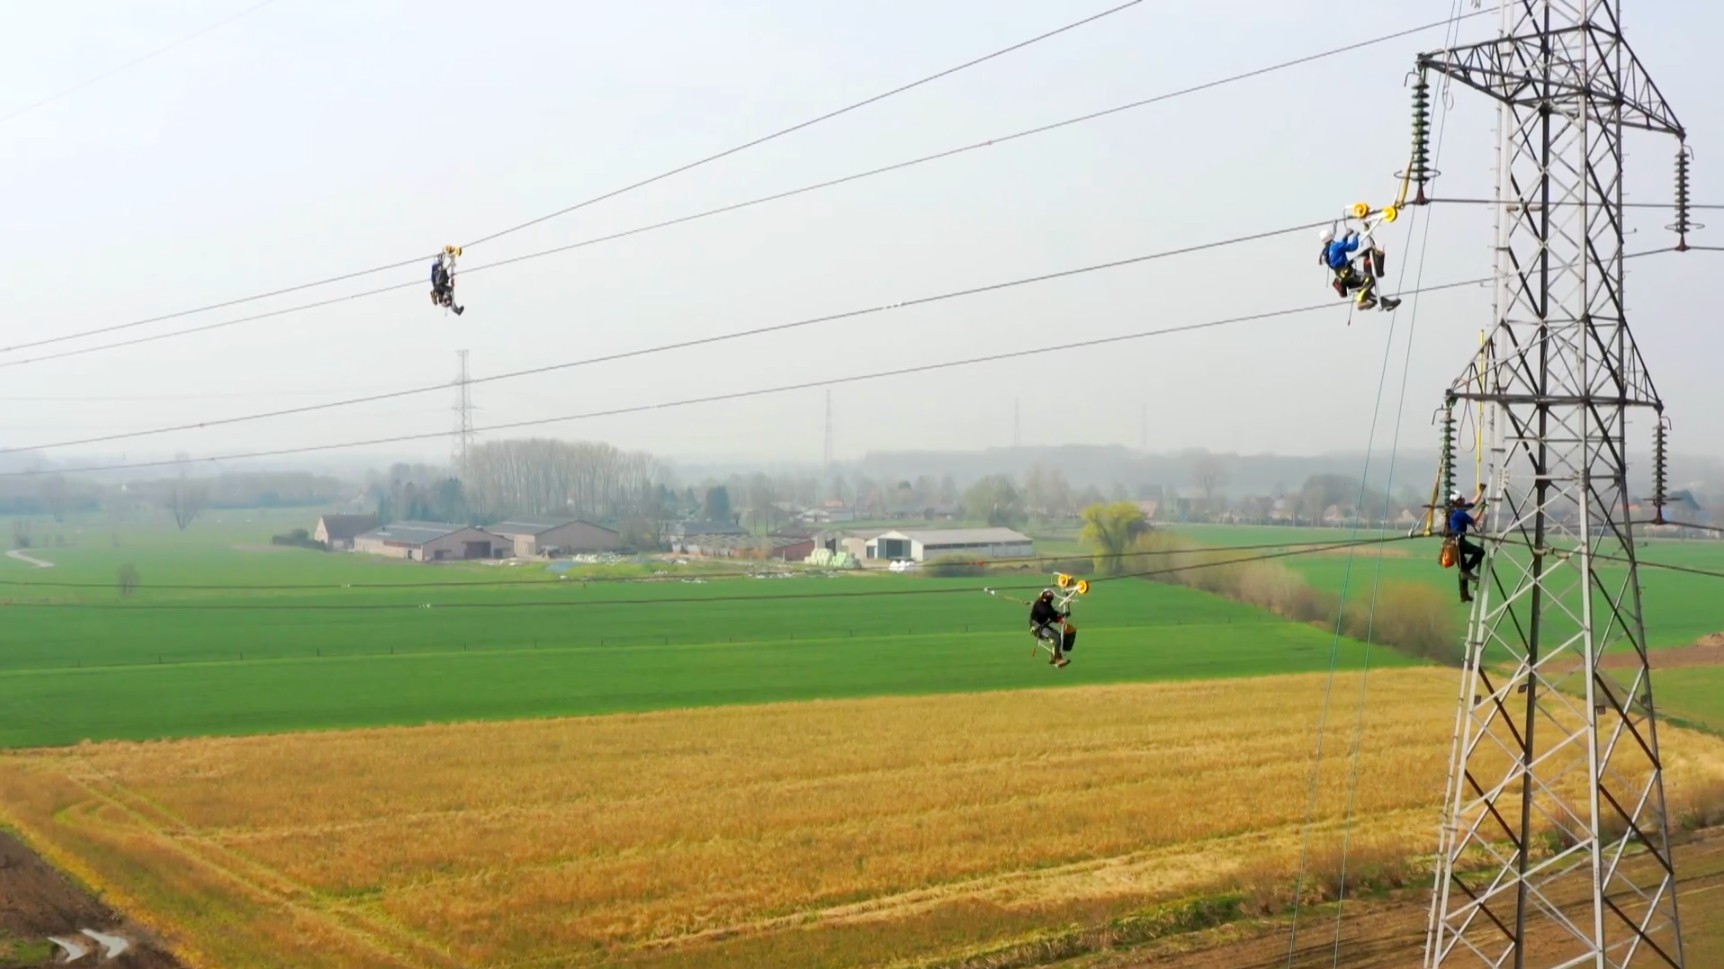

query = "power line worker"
[1030,588,1074,668]
[1319,225,1401,312]
[430,256,465,316]
[1448,491,1485,603]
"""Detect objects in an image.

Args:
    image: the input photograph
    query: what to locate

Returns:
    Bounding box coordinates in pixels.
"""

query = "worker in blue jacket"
[1319,224,1401,313]
[1448,491,1486,602]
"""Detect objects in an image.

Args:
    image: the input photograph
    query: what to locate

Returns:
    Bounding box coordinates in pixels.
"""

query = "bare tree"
[159,457,210,532]
[117,563,141,599]
[1193,457,1227,513]
[40,474,69,523]
[165,479,209,531]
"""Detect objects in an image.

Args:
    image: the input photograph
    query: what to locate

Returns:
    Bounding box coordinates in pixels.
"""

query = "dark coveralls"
[1030,597,1076,657]
[431,261,453,306]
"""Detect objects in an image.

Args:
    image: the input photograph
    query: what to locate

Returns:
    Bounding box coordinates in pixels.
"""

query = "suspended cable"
[1322,10,1464,960]
[0,8,1493,361]
[0,0,277,125]
[0,0,1144,356]
[1636,519,1724,535]
[1283,232,1416,967]
[0,535,1393,591]
[0,219,1325,453]
[462,1,1150,248]
[1476,533,1724,583]
[0,273,1496,479]
[1429,196,1724,210]
[1,535,1414,610]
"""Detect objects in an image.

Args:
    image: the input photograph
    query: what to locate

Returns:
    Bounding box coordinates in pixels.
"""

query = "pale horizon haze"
[3,0,1720,478]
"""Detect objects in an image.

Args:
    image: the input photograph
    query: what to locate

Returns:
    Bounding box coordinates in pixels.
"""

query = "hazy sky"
[2,0,1720,478]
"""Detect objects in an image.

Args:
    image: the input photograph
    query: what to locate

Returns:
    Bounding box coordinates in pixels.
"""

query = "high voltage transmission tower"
[1416,2,1693,966]
[452,350,475,473]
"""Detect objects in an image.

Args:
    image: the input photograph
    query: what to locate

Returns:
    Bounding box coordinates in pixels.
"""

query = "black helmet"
[1039,589,1055,600]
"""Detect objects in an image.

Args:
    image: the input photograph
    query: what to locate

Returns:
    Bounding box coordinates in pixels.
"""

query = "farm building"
[313,514,379,551]
[814,529,880,561]
[487,518,621,557]
[351,521,508,562]
[672,533,815,561]
[667,520,747,540]
[864,527,1033,563]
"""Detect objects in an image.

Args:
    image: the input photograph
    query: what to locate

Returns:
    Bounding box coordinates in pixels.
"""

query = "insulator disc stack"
[1653,417,1670,525]
[1670,145,1694,251]
[1410,73,1433,204]
[1440,401,1457,502]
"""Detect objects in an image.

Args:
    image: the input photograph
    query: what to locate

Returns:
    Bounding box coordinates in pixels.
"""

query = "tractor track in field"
[3,550,52,569]
[53,769,461,969]
[615,810,1431,960]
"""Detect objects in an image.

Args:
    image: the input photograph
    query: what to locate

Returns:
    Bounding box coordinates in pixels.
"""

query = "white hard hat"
[1318,226,1336,244]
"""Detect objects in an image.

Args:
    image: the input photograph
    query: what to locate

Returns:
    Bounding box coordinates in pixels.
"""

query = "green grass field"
[1649,667,1724,733]
[1179,523,1724,650]
[6,510,1719,748]
[0,512,1422,748]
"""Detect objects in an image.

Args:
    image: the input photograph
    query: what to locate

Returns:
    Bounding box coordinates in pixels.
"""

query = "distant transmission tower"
[452,349,475,473]
[1013,398,1021,448]
[1419,2,1691,967]
[823,389,833,474]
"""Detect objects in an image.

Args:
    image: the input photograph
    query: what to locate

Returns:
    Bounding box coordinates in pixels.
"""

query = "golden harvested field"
[4,668,1724,969]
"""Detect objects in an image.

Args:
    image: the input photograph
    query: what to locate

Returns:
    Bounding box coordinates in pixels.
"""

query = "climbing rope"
[1284,4,1465,964]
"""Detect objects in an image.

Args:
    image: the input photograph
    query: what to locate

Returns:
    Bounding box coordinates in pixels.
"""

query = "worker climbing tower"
[1417,2,1690,966]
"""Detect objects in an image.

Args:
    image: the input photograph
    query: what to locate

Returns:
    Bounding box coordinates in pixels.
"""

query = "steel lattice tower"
[452,349,475,473]
[1418,2,1688,966]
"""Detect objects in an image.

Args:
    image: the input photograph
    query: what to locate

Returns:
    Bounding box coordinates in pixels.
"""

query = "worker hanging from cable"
[430,246,465,316]
[1030,588,1075,668]
[1318,205,1402,313]
[983,572,1087,669]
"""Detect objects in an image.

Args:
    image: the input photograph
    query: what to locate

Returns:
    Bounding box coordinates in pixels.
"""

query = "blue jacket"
[1323,234,1360,271]
[1448,507,1475,537]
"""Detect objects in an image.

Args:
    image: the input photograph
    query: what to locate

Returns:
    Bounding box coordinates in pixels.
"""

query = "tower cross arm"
[1418,23,1684,138]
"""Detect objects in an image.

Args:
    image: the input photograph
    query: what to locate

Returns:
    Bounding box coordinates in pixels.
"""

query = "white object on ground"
[81,928,131,959]
[47,935,91,961]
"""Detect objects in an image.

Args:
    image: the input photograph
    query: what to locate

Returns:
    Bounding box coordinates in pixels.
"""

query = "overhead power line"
[0,8,1501,365]
[0,269,1502,479]
[0,0,277,125]
[0,536,1398,591]
[1429,196,1724,211]
[0,220,1327,455]
[0,0,1145,356]
[1,536,1413,609]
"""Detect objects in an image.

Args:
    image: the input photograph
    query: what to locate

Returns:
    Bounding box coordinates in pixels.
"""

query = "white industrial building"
[864,527,1033,563]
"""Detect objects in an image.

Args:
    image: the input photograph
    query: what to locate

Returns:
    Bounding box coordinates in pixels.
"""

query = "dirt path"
[0,829,183,969]
[2,550,52,569]
[1545,631,1724,677]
